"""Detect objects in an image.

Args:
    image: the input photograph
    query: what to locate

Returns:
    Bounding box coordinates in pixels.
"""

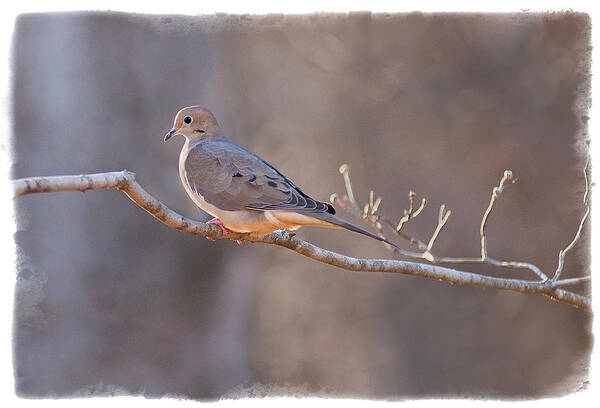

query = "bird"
[164,106,401,250]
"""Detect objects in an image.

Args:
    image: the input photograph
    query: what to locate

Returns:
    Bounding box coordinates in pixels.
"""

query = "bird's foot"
[206,218,244,245]
[207,217,229,235]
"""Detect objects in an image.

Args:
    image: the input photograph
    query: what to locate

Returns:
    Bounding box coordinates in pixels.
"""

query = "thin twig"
[427,204,451,252]
[339,164,358,208]
[480,170,514,259]
[553,276,591,287]
[12,171,590,311]
[434,257,546,281]
[397,193,427,232]
[551,161,591,282]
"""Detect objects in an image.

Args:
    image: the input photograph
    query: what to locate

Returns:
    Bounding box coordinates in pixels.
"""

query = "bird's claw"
[206,217,229,235]
[206,217,244,245]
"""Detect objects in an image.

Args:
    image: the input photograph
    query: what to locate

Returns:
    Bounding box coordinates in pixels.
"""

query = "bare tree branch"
[12,170,591,311]
[331,166,548,280]
[330,164,591,310]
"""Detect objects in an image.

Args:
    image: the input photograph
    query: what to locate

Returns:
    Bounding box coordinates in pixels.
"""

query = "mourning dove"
[164,106,400,249]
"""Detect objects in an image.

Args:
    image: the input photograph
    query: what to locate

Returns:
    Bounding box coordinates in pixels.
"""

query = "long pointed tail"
[311,212,403,252]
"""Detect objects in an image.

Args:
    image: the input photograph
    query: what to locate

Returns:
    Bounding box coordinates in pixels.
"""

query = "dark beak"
[164,127,179,142]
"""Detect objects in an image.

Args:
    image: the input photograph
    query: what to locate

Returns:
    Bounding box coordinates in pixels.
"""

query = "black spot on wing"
[232,172,243,178]
[231,151,334,214]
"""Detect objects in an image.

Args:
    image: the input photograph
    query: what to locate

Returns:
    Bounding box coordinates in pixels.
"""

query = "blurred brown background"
[11,12,591,399]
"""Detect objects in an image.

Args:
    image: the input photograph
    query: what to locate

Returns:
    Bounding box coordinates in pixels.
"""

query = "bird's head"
[164,106,223,142]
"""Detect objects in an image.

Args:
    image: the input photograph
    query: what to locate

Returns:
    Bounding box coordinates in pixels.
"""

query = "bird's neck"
[179,139,190,173]
[188,132,226,145]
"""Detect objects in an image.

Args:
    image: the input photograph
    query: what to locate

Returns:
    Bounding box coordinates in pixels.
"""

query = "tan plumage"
[164,106,400,248]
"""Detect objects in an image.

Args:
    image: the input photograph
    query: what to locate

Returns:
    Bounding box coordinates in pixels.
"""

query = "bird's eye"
[183,115,193,124]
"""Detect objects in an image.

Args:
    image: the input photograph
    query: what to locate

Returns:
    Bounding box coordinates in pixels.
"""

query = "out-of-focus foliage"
[12,12,590,399]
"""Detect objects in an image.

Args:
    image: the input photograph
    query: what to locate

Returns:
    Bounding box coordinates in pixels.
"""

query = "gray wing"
[183,140,335,214]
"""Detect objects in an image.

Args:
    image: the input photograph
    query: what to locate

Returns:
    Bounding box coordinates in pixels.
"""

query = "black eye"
[183,115,192,124]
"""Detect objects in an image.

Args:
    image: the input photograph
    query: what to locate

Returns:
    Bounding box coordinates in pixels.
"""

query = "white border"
[1,1,597,407]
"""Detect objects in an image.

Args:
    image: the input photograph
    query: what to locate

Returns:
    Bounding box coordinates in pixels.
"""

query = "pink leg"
[207,217,229,234]
[206,217,244,245]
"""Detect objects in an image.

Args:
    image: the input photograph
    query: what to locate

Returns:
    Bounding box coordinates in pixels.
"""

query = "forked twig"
[427,204,451,252]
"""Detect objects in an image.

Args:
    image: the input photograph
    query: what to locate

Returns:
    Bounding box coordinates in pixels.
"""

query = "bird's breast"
[179,145,222,217]
[178,145,278,234]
